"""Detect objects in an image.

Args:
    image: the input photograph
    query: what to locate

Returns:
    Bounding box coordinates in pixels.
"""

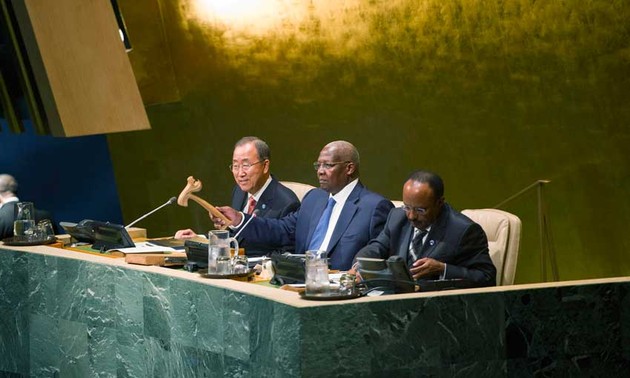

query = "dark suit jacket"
[231,178,301,256]
[356,203,496,286]
[237,181,394,270]
[0,201,55,239]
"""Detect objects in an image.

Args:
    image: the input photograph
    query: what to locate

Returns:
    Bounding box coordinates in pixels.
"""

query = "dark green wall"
[108,0,630,284]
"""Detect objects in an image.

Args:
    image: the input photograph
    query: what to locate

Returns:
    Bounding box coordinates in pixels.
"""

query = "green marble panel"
[83,263,119,328]
[504,284,629,375]
[56,258,89,322]
[114,268,145,348]
[223,290,253,361]
[87,325,117,377]
[27,254,59,318]
[246,296,276,377]
[58,319,89,377]
[186,349,224,377]
[29,313,60,377]
[1,248,628,377]
[169,276,199,349]
[0,306,29,375]
[266,302,302,376]
[0,252,28,308]
[623,287,630,361]
[195,285,227,354]
[117,341,148,378]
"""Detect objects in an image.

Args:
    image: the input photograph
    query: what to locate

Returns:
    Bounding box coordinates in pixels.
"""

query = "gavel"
[177,176,231,230]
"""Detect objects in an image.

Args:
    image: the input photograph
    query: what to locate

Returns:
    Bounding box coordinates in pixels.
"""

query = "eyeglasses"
[229,161,264,172]
[313,161,351,171]
[402,205,428,215]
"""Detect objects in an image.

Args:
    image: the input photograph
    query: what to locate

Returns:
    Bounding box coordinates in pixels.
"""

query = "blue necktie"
[308,197,336,251]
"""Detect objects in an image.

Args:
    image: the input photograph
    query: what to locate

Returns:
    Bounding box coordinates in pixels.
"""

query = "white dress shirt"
[318,179,359,252]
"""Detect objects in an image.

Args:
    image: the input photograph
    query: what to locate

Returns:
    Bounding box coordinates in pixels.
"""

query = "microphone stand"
[233,210,258,240]
[126,197,176,229]
[494,180,558,282]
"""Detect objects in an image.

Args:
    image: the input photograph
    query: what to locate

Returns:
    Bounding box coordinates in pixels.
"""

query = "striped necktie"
[408,228,428,266]
[246,196,257,215]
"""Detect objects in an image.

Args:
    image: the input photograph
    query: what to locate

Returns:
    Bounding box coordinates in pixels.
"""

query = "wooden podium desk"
[1,243,628,377]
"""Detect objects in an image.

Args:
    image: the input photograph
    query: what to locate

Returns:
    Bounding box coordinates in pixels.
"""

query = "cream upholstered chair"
[280,181,316,202]
[461,208,522,286]
[391,200,404,208]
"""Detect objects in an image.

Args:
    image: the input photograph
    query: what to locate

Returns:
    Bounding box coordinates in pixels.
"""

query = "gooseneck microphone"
[125,196,177,229]
[233,209,259,239]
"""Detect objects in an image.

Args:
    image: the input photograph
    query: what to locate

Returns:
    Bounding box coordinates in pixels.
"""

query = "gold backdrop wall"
[108,0,630,283]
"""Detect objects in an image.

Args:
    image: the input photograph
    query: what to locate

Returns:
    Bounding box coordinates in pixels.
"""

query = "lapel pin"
[429,240,435,246]
[262,204,267,210]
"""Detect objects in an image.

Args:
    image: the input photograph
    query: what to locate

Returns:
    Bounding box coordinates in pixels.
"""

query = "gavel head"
[177,176,204,207]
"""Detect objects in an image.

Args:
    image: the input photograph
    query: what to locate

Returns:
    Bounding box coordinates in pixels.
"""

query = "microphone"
[125,196,177,229]
[233,209,259,239]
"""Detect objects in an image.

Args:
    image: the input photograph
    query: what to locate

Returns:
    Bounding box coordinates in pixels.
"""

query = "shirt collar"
[0,196,19,209]
[414,225,432,234]
[330,179,358,206]
[249,176,273,202]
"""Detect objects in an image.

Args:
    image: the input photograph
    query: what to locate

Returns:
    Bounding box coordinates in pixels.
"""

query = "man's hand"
[212,206,242,229]
[174,229,197,239]
[410,257,445,280]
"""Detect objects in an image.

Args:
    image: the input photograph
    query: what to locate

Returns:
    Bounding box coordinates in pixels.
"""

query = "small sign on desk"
[125,252,187,266]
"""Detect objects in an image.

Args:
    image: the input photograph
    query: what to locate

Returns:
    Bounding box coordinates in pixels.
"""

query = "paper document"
[107,242,176,255]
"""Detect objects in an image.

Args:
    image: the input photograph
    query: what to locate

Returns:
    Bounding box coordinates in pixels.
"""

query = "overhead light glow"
[192,0,289,34]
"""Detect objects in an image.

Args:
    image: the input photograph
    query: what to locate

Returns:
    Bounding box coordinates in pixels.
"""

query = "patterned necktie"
[246,196,257,215]
[307,197,336,251]
[408,228,428,266]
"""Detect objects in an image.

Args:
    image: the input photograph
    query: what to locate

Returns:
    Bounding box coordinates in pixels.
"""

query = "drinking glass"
[339,273,357,295]
[13,202,35,239]
[305,250,330,295]
[232,255,249,274]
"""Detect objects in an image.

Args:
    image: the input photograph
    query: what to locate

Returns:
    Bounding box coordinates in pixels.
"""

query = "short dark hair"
[407,170,444,199]
[234,136,271,160]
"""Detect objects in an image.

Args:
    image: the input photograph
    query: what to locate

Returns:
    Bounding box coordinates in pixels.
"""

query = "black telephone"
[60,219,134,251]
[60,219,98,243]
[91,221,134,251]
[357,256,415,294]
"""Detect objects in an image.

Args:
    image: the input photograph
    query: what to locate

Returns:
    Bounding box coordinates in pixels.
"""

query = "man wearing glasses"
[176,137,300,256]
[355,170,496,287]
[213,140,393,270]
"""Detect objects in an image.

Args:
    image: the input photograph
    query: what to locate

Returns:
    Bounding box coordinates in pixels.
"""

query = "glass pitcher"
[13,202,36,238]
[305,250,330,295]
[208,230,239,274]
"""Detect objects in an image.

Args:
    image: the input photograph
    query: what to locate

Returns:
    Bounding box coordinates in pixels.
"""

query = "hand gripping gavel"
[177,176,231,230]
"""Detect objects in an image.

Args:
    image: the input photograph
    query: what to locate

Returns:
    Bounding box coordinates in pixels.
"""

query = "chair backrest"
[280,181,316,202]
[391,200,404,209]
[461,208,522,286]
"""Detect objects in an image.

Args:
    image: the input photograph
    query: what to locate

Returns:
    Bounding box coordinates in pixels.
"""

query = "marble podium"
[0,244,628,377]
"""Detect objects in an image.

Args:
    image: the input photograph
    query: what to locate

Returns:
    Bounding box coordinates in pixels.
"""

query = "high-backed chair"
[461,208,522,286]
[280,181,316,202]
[391,200,404,208]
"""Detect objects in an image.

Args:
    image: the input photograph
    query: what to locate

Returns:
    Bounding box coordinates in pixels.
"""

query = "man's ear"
[262,159,270,174]
[345,162,356,176]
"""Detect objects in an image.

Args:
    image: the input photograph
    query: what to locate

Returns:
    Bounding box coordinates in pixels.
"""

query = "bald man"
[214,141,394,271]
[0,174,54,239]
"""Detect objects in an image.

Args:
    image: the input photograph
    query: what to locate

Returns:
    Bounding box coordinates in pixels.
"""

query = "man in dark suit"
[355,170,496,287]
[213,141,394,270]
[0,174,54,239]
[175,137,300,256]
